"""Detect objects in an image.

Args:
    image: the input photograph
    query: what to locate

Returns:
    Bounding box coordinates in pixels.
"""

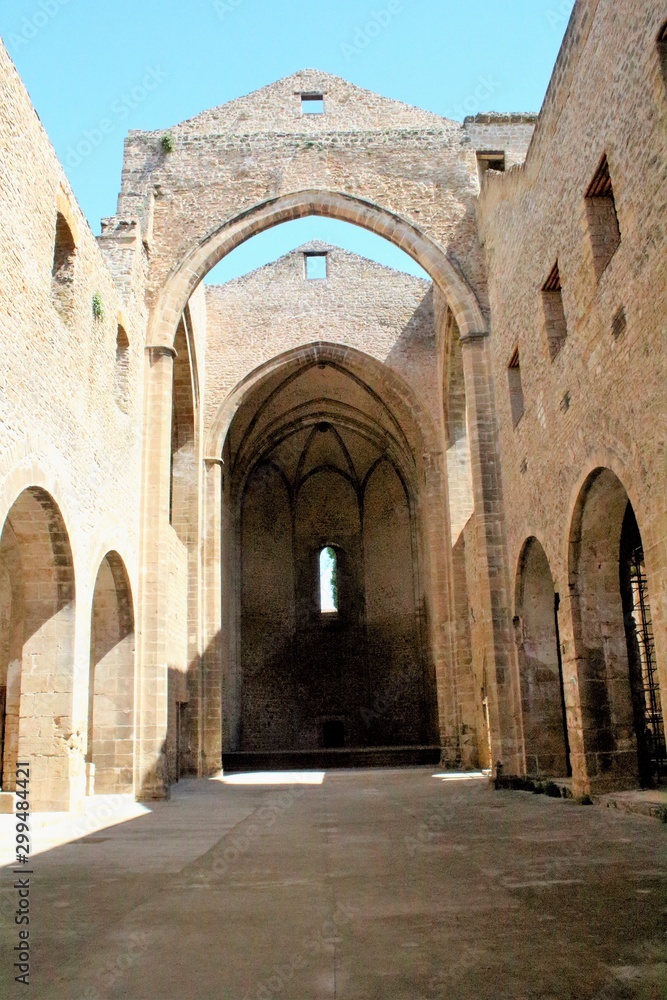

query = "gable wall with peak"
[203,246,437,436]
[116,72,536,324]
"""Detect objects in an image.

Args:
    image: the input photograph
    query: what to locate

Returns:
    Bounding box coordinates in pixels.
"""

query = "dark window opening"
[541,260,568,359]
[323,720,344,748]
[507,347,524,427]
[612,306,627,340]
[620,505,666,786]
[476,151,505,184]
[319,546,338,613]
[301,93,324,114]
[51,211,77,319]
[585,154,621,280]
[305,252,327,280]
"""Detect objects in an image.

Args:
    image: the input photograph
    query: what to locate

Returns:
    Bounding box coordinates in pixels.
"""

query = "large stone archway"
[204,343,443,767]
[137,192,518,795]
[146,190,487,350]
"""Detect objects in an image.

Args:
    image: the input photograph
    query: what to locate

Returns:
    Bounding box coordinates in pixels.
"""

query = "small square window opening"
[476,151,505,185]
[305,253,327,280]
[301,94,324,114]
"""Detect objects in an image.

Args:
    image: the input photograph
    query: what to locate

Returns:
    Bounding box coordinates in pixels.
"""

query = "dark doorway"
[323,720,345,748]
[620,504,666,787]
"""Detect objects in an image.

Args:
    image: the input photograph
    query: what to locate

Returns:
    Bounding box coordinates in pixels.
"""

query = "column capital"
[145,344,178,359]
[460,330,488,343]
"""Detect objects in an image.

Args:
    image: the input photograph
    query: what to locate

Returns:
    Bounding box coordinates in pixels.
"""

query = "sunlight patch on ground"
[0,795,152,866]
[432,771,489,781]
[213,771,326,785]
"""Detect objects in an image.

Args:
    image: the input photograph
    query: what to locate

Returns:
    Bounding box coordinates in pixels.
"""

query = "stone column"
[460,331,524,775]
[135,344,175,800]
[200,456,223,773]
[553,588,589,796]
[422,453,461,764]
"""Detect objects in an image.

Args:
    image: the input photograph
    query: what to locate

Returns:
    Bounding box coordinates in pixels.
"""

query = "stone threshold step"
[222,745,442,773]
[597,788,667,820]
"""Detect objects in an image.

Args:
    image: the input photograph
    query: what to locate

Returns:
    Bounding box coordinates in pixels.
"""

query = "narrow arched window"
[114,324,130,411]
[319,546,338,614]
[51,211,77,320]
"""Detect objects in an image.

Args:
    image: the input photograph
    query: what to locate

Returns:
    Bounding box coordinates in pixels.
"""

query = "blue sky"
[2,0,571,282]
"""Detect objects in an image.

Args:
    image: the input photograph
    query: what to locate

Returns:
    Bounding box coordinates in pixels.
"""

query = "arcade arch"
[568,468,666,789]
[0,487,76,810]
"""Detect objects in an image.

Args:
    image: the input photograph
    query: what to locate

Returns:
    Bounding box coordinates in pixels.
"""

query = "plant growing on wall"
[92,292,104,321]
[161,133,175,152]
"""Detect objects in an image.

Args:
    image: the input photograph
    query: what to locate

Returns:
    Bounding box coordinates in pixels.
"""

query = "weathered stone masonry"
[0,0,664,809]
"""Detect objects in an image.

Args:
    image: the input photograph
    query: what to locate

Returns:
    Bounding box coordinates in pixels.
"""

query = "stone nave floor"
[1,768,666,1000]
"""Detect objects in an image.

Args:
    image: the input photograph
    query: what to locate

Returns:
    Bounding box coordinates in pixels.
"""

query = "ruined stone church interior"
[0,0,666,996]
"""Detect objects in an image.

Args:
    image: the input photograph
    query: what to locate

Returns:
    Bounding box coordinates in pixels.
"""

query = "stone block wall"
[0,41,146,808]
[477,0,667,791]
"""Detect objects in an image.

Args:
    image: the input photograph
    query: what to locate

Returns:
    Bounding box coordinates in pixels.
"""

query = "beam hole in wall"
[507,347,524,427]
[611,306,627,340]
[585,154,621,280]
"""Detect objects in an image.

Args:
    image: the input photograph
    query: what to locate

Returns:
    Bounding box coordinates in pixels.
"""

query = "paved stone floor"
[1,768,666,999]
